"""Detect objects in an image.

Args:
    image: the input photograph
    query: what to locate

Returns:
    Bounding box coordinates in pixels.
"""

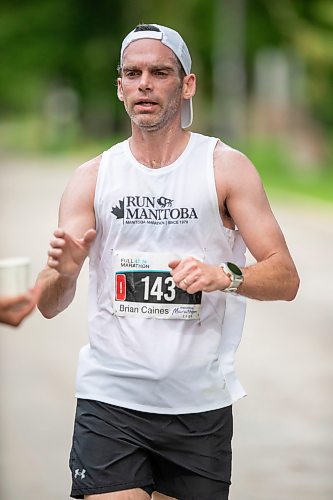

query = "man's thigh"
[84,492,175,499]
[85,488,151,499]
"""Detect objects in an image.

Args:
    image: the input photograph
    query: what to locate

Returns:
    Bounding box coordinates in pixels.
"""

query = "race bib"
[113,251,202,320]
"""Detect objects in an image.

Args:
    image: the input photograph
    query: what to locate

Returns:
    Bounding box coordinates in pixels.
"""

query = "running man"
[37,24,299,500]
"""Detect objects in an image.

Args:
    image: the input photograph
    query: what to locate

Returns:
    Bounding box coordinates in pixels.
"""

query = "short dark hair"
[134,24,160,33]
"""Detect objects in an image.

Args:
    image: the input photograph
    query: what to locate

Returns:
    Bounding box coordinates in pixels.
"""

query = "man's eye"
[125,71,139,77]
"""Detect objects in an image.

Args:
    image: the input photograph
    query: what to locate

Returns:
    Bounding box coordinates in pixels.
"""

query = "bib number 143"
[115,270,201,305]
[141,275,176,302]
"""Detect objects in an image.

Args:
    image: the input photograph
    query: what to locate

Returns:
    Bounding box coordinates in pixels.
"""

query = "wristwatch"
[220,262,244,292]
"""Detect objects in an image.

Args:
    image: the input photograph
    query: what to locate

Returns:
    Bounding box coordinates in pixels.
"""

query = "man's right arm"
[37,156,100,318]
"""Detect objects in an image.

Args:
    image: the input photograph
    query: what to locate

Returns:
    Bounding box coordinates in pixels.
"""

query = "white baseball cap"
[120,24,193,129]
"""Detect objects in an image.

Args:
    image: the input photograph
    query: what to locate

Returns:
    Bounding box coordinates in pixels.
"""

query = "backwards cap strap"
[128,31,163,42]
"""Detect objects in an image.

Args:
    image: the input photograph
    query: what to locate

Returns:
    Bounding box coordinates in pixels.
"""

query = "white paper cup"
[0,257,31,296]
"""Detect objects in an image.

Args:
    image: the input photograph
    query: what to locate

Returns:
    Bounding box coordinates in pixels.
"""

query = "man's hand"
[0,285,40,327]
[169,257,230,294]
[47,228,96,277]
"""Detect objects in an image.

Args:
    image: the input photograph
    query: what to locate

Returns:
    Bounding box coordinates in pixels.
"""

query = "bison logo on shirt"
[157,197,173,208]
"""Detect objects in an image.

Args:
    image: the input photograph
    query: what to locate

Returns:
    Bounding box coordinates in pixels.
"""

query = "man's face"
[117,39,185,131]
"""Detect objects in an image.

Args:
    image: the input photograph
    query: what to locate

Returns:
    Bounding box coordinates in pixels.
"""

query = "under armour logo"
[74,468,86,479]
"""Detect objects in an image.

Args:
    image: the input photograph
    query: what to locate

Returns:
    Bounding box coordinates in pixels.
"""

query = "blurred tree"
[212,0,246,140]
[0,0,332,148]
[0,0,72,112]
[262,0,333,127]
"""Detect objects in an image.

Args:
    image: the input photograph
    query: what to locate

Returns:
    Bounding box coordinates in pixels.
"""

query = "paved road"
[0,158,332,500]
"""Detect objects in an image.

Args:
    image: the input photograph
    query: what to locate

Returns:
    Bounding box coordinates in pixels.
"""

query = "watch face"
[227,262,242,276]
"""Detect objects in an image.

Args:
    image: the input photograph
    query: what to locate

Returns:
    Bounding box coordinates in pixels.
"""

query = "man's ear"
[117,78,124,102]
[182,74,196,100]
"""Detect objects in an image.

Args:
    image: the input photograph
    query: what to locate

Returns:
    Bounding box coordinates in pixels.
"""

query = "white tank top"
[76,132,247,413]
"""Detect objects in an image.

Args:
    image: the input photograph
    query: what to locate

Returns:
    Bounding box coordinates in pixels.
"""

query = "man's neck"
[129,126,191,169]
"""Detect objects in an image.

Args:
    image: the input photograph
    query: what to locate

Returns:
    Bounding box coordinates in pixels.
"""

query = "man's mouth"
[135,100,158,108]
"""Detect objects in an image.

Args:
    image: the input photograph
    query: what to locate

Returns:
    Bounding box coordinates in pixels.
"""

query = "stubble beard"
[125,86,183,132]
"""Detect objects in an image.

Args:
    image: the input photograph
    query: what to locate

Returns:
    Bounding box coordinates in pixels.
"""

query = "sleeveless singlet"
[75,132,247,414]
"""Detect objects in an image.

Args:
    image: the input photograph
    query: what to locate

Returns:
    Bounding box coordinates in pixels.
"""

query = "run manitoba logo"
[111,196,198,225]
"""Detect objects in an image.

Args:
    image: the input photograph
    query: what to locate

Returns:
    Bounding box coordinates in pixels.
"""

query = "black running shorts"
[69,399,233,499]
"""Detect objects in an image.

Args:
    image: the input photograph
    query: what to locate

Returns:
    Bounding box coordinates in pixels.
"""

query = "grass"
[240,138,333,205]
[0,116,123,159]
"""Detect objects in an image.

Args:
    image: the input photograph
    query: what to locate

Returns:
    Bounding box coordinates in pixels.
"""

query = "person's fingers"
[181,276,195,288]
[51,228,96,252]
[82,228,97,245]
[179,277,197,291]
[47,257,59,268]
[179,278,189,290]
[169,259,195,286]
[53,227,65,238]
[168,259,181,270]
[48,248,63,258]
[0,289,38,327]
[172,261,209,293]
[1,293,29,307]
[50,237,66,248]
[7,301,36,326]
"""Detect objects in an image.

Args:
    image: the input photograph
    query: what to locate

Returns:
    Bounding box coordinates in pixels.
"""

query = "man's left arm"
[170,147,299,301]
[216,146,300,301]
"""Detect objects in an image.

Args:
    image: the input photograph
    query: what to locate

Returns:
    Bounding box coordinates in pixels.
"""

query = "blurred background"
[0,0,332,499]
[0,0,333,192]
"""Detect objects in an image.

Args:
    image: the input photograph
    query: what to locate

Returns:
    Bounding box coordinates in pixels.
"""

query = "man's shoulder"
[76,139,127,173]
[64,155,102,194]
[212,141,263,201]
[213,140,258,176]
[77,154,102,173]
[214,140,246,163]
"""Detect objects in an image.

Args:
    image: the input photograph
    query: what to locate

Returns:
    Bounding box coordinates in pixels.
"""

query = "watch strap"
[220,262,244,292]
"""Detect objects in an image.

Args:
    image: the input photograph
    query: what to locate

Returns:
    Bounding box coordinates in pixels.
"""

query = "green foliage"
[261,0,333,126]
[241,138,333,204]
[0,0,332,142]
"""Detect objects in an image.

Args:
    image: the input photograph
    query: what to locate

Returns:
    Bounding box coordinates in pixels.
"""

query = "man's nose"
[138,72,152,91]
